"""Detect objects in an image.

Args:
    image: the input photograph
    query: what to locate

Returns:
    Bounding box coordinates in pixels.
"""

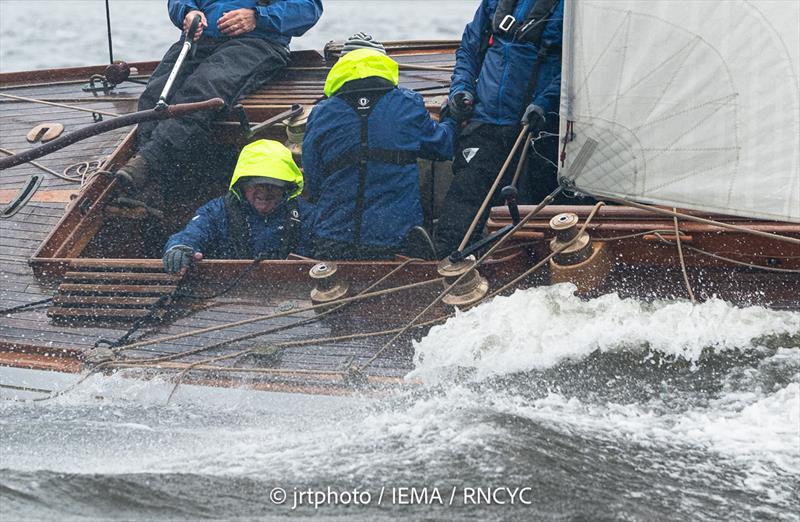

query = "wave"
[410,283,800,382]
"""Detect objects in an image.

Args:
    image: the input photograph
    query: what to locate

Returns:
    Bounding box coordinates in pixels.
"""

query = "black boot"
[114,155,150,190]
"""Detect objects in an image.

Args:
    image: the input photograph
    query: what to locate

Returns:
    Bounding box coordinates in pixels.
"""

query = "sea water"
[1,285,798,521]
[1,2,799,520]
[0,1,477,72]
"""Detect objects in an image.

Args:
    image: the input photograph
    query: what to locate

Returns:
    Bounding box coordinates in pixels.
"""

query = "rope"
[0,93,119,117]
[648,232,800,274]
[673,210,696,303]
[587,193,800,247]
[94,293,174,349]
[125,259,428,367]
[0,298,53,315]
[357,186,564,373]
[114,276,442,354]
[458,125,530,252]
[160,259,429,401]
[63,160,105,185]
[0,147,68,180]
[483,202,606,300]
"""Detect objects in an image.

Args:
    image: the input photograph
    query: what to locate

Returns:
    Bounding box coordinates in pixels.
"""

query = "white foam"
[410,284,800,382]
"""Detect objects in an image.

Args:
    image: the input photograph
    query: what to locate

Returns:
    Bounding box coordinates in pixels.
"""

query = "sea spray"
[410,283,800,383]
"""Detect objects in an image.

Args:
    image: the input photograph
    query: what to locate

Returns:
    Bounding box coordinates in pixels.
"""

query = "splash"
[410,284,800,382]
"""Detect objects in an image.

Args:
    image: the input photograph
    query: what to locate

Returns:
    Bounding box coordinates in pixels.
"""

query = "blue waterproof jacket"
[302,85,457,248]
[451,0,564,126]
[164,196,313,259]
[167,0,322,46]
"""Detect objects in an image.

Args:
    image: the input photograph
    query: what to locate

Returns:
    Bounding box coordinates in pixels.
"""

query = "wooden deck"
[0,45,462,392]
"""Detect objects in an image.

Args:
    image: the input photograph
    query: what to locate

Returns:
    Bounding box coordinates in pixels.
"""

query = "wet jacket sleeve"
[167,0,200,29]
[411,93,457,161]
[450,1,491,98]
[163,199,223,255]
[533,69,561,115]
[254,0,323,37]
[300,106,323,203]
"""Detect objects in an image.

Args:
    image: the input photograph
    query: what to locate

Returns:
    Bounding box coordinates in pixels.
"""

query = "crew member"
[162,139,305,272]
[116,0,323,199]
[434,0,564,256]
[302,34,457,260]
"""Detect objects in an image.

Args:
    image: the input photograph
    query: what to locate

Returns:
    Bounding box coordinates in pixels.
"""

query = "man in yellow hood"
[302,34,457,260]
[162,140,306,272]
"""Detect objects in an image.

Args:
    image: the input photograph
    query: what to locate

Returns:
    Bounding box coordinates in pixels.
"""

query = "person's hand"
[521,103,546,133]
[163,245,194,274]
[447,91,474,122]
[183,10,208,41]
[218,8,257,37]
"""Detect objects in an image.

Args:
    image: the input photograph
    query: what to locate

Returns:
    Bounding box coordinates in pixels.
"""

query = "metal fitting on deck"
[309,262,349,305]
[81,346,117,366]
[548,212,611,294]
[437,255,489,306]
[286,106,312,167]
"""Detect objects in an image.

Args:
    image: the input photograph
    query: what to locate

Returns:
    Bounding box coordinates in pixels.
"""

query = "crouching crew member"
[302,34,458,260]
[434,0,564,256]
[162,140,305,273]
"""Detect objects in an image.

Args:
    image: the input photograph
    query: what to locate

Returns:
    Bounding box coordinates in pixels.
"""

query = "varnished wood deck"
[0,46,462,390]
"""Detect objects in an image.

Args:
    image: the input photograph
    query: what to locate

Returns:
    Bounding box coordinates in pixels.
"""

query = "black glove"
[163,245,194,274]
[447,91,475,122]
[521,104,546,132]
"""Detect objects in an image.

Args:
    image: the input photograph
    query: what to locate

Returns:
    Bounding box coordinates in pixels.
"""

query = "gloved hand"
[162,245,194,274]
[447,91,475,122]
[521,103,546,133]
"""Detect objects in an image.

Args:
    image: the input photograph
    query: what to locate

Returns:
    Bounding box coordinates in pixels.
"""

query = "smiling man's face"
[243,183,285,216]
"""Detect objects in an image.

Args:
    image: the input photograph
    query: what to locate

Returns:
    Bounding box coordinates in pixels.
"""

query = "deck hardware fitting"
[437,255,489,306]
[81,346,117,365]
[0,174,43,219]
[548,212,612,293]
[309,262,349,305]
[26,123,65,143]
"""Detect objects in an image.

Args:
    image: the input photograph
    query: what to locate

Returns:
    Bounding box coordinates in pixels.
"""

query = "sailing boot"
[114,155,150,192]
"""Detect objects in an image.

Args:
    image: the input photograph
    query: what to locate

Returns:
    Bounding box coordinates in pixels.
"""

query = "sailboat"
[0,1,798,401]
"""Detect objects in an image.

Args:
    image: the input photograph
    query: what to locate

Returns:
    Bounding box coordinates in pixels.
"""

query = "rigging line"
[484,202,606,300]
[161,313,455,399]
[0,147,71,180]
[118,259,429,366]
[459,125,530,252]
[357,186,565,373]
[530,131,560,171]
[673,210,696,304]
[113,277,442,353]
[585,192,800,247]
[649,233,800,274]
[0,298,53,315]
[0,93,119,117]
[104,0,114,64]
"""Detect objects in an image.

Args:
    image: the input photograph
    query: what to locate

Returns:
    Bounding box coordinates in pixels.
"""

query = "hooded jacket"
[167,0,323,46]
[163,196,308,259]
[302,50,457,248]
[164,140,311,259]
[451,0,564,126]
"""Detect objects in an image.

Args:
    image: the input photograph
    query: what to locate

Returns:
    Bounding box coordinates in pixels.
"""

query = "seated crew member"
[434,0,564,256]
[302,34,457,260]
[162,140,305,273]
[115,0,323,198]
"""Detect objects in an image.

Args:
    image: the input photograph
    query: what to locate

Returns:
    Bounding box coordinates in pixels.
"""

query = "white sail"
[559,0,800,222]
